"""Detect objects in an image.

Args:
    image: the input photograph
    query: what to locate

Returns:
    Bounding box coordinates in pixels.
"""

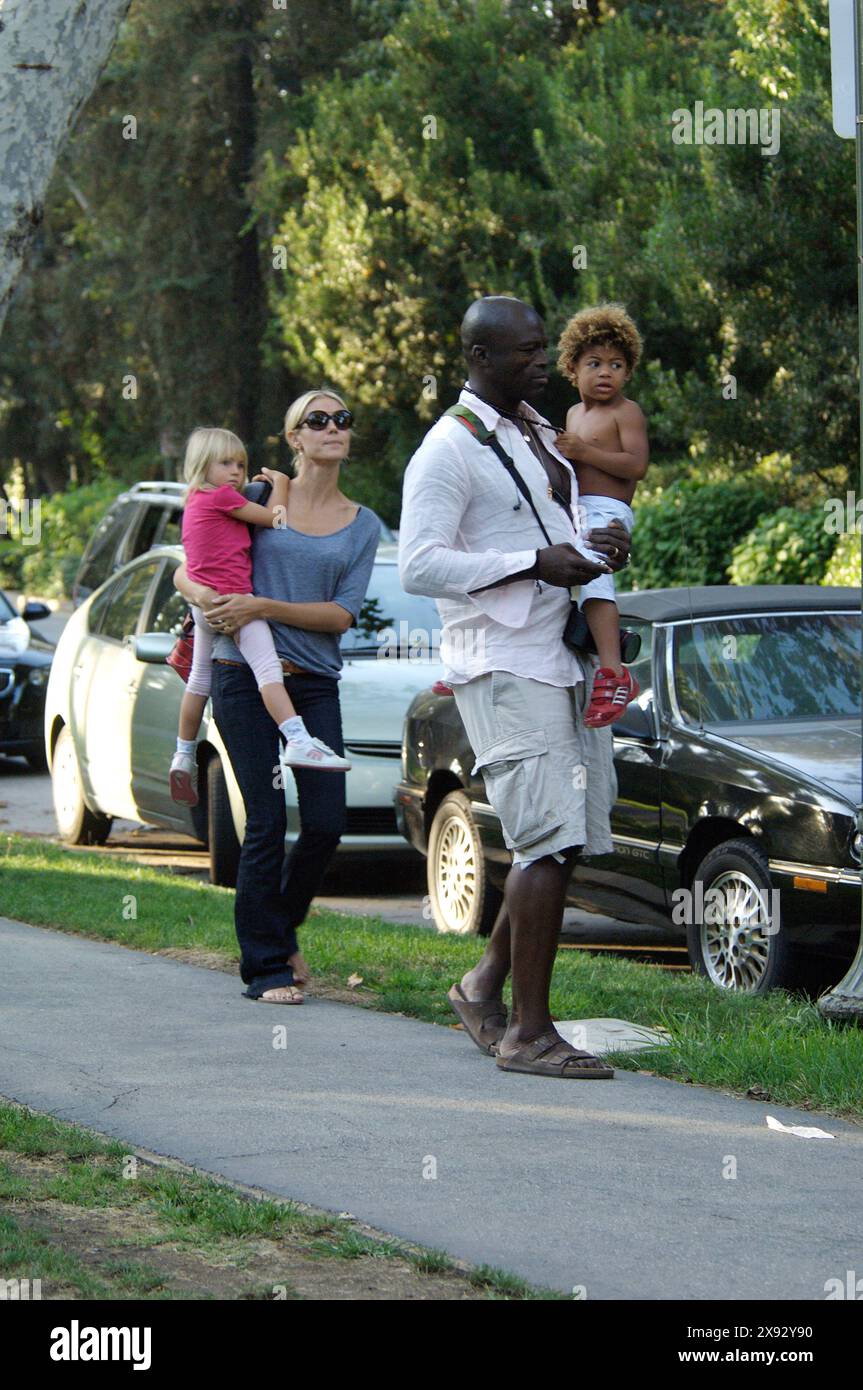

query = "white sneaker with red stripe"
[583,667,640,728]
[280,737,352,773]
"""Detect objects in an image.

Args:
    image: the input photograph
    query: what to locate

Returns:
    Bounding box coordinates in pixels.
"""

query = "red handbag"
[166,610,195,683]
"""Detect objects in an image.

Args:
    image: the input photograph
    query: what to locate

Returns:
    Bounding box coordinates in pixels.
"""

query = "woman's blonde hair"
[182,427,248,499]
[283,388,351,467]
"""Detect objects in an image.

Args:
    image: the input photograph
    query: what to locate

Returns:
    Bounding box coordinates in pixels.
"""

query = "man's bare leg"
[459,846,578,1038]
[499,847,579,1052]
[459,898,511,1004]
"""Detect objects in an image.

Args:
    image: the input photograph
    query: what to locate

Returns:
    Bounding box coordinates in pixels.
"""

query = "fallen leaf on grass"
[346,972,363,989]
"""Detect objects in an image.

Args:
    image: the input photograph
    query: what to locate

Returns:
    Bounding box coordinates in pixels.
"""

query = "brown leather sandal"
[496,1030,614,1079]
[447,983,508,1055]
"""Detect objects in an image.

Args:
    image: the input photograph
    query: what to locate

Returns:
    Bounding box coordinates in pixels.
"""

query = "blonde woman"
[170,426,349,807]
[173,394,380,1004]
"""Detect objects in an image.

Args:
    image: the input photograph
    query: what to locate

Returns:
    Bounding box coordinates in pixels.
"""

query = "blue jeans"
[211,660,346,997]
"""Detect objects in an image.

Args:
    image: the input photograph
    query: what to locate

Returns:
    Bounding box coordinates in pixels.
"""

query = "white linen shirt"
[398,387,592,686]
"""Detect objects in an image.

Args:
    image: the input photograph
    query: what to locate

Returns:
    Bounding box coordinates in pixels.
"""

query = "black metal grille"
[343,741,402,760]
[344,807,399,835]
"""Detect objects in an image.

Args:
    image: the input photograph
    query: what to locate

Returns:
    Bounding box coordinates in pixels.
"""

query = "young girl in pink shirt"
[169,427,350,805]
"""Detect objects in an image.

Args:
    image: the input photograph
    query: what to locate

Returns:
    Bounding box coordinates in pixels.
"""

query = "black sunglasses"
[300,409,354,431]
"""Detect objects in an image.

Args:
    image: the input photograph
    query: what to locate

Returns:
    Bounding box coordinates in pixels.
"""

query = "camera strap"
[445,403,560,548]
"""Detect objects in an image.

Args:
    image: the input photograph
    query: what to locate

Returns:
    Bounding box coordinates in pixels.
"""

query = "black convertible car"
[0,589,54,770]
[395,586,862,994]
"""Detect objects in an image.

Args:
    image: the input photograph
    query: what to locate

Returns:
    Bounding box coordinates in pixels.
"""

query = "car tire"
[207,754,241,888]
[51,725,113,846]
[427,790,503,936]
[687,838,791,993]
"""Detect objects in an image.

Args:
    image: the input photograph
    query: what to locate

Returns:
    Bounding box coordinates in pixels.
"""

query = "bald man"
[399,296,632,1079]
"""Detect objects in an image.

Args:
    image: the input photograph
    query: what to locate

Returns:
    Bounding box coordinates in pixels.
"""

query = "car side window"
[75,498,139,596]
[158,511,182,549]
[96,563,161,643]
[145,563,188,636]
[124,503,167,563]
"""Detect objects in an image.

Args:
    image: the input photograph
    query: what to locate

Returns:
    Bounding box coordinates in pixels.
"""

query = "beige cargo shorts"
[452,669,616,865]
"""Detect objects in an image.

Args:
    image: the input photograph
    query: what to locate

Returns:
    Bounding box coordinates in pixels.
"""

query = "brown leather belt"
[214,657,315,677]
[279,658,315,676]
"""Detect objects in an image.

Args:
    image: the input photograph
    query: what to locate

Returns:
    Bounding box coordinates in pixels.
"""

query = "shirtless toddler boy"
[555,303,649,727]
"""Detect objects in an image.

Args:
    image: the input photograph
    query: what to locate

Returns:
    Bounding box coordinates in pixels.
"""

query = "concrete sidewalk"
[1,916,860,1299]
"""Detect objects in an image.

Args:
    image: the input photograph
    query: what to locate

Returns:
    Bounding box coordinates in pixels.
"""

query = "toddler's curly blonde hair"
[557,303,643,386]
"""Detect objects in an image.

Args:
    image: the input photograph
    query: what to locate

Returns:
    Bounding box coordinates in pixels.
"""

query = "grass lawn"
[2,833,862,1121]
[0,1100,557,1300]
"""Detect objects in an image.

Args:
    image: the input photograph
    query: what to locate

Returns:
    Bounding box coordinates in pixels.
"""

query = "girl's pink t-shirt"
[182,485,255,594]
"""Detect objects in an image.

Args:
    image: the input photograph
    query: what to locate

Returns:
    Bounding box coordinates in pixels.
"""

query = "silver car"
[45,545,440,884]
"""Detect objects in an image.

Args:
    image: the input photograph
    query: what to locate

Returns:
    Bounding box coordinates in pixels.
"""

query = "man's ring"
[609,545,619,560]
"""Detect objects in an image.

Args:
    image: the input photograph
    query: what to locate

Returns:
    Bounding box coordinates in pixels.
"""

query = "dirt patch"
[154,947,240,974]
[0,1151,496,1300]
[150,948,381,1007]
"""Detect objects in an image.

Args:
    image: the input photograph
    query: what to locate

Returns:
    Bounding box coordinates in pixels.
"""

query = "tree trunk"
[224,1,263,462]
[0,0,132,333]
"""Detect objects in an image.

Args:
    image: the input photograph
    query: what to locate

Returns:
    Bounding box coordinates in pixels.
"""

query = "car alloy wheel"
[427,791,502,935]
[687,838,790,993]
[700,869,773,991]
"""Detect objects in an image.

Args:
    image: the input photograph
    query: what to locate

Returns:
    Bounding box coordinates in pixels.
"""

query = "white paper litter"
[555,1018,671,1056]
[765,1114,834,1140]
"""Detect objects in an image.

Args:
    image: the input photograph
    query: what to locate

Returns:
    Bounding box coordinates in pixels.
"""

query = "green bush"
[728,507,838,586]
[0,478,125,599]
[821,530,861,587]
[620,479,782,591]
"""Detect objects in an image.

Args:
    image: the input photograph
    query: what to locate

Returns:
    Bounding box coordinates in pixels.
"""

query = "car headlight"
[851,832,863,865]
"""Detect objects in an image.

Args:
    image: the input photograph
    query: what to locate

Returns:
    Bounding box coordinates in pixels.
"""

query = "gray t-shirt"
[212,481,380,679]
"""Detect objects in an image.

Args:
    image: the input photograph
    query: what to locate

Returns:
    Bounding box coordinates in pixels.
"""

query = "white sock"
[176,738,196,756]
[280,716,308,744]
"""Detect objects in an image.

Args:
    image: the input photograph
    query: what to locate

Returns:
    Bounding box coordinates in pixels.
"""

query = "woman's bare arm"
[205,591,352,634]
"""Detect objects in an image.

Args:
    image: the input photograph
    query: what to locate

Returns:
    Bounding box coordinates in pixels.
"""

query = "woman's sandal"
[447,983,508,1056]
[257,986,305,1005]
[496,1030,614,1079]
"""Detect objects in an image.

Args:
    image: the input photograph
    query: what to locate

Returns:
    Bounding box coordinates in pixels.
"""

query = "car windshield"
[340,563,441,655]
[674,611,861,724]
[0,591,17,622]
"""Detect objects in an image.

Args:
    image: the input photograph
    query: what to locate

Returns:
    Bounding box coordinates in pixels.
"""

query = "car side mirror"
[22,601,51,622]
[612,700,655,740]
[135,632,175,664]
